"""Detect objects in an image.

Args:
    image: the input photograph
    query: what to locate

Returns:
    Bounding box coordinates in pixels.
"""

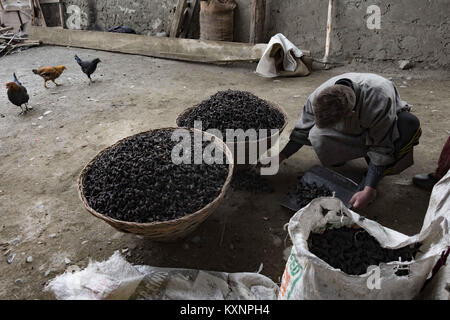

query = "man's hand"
[350,186,377,210]
[257,153,287,168]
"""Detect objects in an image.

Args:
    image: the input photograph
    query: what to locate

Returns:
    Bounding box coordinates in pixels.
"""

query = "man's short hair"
[313,84,356,129]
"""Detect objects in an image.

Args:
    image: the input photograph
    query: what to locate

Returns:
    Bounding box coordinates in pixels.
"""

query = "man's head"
[313,84,356,129]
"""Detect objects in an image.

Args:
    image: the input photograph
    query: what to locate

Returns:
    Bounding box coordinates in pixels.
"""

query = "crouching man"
[276,73,421,210]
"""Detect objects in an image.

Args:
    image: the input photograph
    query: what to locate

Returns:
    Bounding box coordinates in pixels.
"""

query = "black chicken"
[74,54,101,83]
[6,73,30,115]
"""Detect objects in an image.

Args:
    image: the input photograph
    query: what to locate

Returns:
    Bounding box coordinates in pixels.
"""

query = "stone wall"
[265,0,450,68]
[59,0,450,68]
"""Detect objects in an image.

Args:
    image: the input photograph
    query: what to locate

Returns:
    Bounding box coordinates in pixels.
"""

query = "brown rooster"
[32,65,66,88]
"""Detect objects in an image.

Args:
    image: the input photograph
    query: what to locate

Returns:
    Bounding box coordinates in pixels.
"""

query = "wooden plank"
[33,0,47,27]
[29,0,35,20]
[58,2,64,27]
[29,26,270,63]
[323,0,334,63]
[170,0,188,38]
[0,26,14,33]
[249,0,266,44]
[0,35,28,40]
[3,5,27,11]
[11,40,40,47]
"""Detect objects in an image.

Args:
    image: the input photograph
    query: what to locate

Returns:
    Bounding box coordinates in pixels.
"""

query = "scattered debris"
[66,265,81,273]
[44,269,54,277]
[49,233,57,239]
[156,31,168,37]
[26,256,33,263]
[7,253,16,264]
[64,258,71,265]
[0,29,41,57]
[14,279,23,285]
[398,60,414,70]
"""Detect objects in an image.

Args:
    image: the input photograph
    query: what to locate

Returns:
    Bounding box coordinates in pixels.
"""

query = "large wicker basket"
[77,128,234,242]
[176,101,288,167]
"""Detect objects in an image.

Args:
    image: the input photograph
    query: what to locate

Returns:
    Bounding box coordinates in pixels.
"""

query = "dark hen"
[6,73,30,115]
[74,55,101,83]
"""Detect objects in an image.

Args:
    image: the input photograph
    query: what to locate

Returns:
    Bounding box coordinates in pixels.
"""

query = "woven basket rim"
[77,127,234,229]
[175,100,289,143]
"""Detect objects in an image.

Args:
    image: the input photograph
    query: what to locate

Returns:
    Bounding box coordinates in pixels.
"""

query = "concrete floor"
[0,46,449,299]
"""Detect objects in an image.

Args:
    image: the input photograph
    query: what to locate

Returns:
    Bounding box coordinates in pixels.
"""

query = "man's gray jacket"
[288,73,410,167]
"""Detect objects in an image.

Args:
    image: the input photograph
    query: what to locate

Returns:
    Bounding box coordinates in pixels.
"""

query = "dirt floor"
[0,46,449,299]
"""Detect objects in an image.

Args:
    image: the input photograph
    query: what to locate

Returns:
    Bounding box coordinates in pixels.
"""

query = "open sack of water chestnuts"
[279,174,450,300]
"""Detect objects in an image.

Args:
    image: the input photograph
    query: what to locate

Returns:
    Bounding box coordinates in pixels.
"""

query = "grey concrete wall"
[265,0,450,68]
[59,0,450,68]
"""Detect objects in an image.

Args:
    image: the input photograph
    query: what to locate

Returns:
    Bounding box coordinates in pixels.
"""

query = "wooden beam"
[32,0,47,27]
[58,1,64,28]
[0,27,14,33]
[29,26,269,63]
[249,0,266,44]
[170,0,188,38]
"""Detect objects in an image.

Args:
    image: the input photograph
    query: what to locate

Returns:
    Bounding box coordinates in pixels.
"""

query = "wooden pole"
[58,1,65,28]
[249,0,266,44]
[0,26,14,33]
[170,0,188,38]
[323,0,334,63]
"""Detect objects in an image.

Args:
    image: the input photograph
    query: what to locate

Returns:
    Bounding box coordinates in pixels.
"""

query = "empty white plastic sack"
[45,251,279,300]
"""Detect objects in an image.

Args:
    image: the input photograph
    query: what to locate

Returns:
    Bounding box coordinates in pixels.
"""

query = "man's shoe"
[412,173,439,191]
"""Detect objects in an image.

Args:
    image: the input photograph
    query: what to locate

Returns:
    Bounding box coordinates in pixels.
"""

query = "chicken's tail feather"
[13,73,20,84]
[74,55,82,65]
